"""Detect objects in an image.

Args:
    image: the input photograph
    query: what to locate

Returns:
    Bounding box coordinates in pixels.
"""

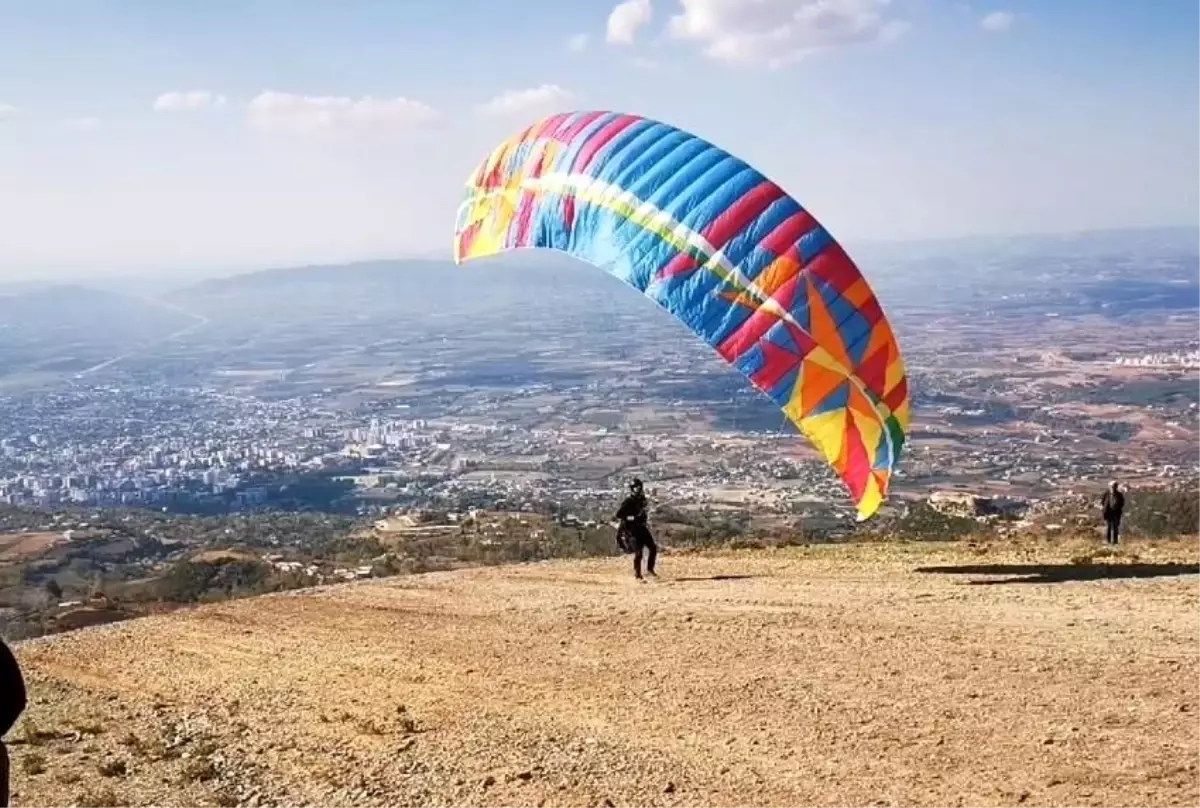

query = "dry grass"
[73,786,123,808]
[97,759,128,778]
[21,752,46,776]
[9,537,1199,808]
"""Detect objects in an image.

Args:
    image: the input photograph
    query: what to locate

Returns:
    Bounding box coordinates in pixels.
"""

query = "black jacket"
[615,491,648,525]
[1101,490,1125,518]
[0,637,25,738]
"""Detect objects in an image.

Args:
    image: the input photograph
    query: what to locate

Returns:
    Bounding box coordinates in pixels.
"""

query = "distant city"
[0,228,1197,528]
[1112,350,1200,368]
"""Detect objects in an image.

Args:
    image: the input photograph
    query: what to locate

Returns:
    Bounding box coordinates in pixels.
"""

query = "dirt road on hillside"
[9,540,1200,808]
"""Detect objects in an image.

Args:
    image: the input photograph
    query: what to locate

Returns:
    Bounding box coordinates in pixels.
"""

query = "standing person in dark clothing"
[1101,480,1126,545]
[615,477,657,580]
[0,636,27,808]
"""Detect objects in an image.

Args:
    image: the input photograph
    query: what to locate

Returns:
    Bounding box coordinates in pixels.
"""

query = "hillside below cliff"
[9,539,1200,808]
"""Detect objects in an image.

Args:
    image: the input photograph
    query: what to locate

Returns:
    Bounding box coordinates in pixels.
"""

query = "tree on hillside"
[43,579,62,602]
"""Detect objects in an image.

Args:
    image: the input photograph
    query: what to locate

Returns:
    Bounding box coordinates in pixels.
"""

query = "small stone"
[481,775,496,789]
[664,781,677,794]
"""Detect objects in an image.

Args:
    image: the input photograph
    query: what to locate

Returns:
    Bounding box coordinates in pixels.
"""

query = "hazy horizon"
[2,223,1197,290]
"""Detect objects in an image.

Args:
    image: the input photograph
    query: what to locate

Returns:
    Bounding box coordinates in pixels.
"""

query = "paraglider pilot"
[0,635,26,808]
[615,477,657,580]
[1101,480,1125,545]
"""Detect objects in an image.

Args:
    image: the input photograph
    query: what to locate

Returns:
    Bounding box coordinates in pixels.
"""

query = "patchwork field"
[0,532,64,563]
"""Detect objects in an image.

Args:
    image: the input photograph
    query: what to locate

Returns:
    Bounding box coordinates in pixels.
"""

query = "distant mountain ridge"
[2,226,1193,366]
[166,251,626,328]
[179,259,457,293]
[0,284,187,329]
[176,250,585,295]
[0,281,57,297]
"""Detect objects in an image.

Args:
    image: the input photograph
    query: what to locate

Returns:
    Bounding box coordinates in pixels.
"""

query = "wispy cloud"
[0,103,18,121]
[607,0,653,45]
[477,84,574,117]
[246,91,439,137]
[566,33,590,52]
[668,0,909,67]
[979,10,1015,32]
[154,90,228,111]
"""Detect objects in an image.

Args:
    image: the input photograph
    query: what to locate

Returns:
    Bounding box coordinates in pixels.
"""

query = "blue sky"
[0,0,1196,279]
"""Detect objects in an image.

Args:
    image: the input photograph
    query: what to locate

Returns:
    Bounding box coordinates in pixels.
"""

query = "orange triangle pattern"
[756,253,803,299]
[806,281,852,371]
[798,358,848,418]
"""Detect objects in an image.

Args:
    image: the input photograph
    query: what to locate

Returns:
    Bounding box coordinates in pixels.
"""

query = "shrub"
[1124,484,1200,538]
[22,753,46,775]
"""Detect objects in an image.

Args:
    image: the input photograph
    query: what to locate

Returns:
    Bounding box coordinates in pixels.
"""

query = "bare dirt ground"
[9,538,1200,808]
[0,532,64,563]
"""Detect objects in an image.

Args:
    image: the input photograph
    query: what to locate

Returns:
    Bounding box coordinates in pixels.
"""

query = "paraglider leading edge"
[452,110,911,520]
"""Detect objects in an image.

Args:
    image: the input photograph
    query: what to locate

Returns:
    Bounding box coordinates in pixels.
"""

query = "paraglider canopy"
[454,111,910,520]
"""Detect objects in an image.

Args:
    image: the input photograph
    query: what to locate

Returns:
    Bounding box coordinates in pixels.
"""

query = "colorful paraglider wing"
[454,111,910,519]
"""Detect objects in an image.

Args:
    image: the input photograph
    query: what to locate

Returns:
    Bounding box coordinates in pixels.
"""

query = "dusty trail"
[9,540,1199,808]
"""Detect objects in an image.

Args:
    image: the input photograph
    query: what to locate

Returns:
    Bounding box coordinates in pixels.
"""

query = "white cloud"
[246,91,439,137]
[154,90,228,111]
[477,84,574,117]
[607,0,653,45]
[668,0,909,67]
[0,103,17,121]
[63,117,101,131]
[979,10,1015,32]
[567,33,590,52]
